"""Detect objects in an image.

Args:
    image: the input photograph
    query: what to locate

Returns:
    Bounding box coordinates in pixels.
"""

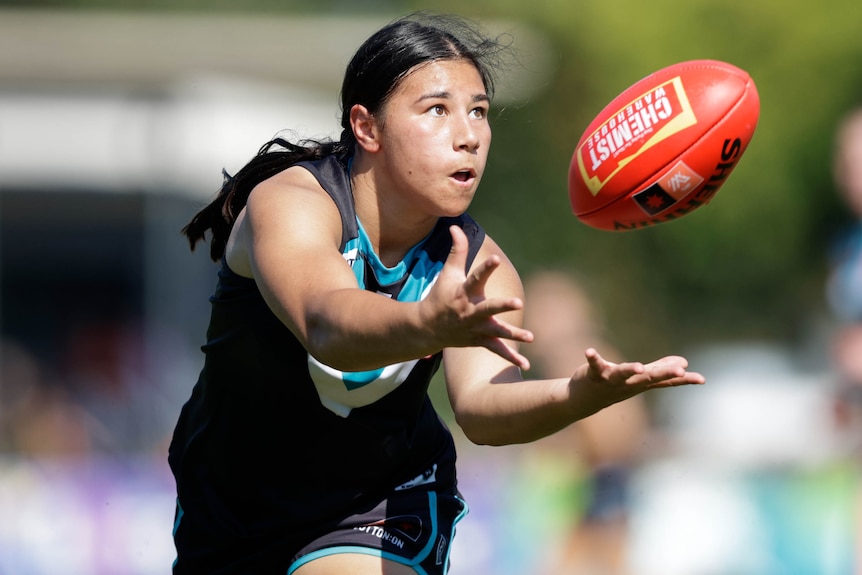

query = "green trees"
[457,0,862,356]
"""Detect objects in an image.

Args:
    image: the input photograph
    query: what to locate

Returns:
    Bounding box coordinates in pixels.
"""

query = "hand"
[580,347,706,402]
[421,225,534,368]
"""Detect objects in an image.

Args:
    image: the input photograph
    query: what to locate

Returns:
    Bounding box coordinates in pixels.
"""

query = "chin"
[439,196,476,218]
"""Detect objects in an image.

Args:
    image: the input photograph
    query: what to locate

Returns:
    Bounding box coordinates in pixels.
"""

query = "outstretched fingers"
[484,337,531,371]
[439,226,535,367]
[585,348,705,390]
[450,225,506,298]
[639,355,705,388]
[585,348,645,379]
[448,224,531,339]
[464,253,501,295]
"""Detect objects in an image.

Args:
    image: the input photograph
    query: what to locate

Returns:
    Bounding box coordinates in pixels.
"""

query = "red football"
[568,59,760,231]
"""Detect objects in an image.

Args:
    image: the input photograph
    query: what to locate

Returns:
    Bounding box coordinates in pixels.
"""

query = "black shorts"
[288,465,469,574]
[172,463,468,575]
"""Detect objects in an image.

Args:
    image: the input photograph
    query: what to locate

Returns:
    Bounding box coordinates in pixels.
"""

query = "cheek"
[479,126,493,160]
[388,122,440,156]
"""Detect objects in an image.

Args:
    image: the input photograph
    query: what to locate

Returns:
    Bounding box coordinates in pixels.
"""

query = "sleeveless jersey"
[168,154,486,545]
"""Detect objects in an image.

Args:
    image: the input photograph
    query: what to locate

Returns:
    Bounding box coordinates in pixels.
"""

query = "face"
[367,59,492,218]
[836,111,862,217]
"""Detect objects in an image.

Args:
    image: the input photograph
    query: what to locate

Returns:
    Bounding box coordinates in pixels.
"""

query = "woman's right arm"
[227,167,531,372]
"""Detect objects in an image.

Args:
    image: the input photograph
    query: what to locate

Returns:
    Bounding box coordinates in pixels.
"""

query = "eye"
[470,106,488,120]
[429,104,446,117]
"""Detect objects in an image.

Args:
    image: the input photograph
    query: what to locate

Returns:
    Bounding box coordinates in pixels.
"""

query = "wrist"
[566,368,622,421]
[412,299,445,356]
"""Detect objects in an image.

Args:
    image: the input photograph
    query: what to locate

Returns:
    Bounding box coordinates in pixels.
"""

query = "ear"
[349,104,381,153]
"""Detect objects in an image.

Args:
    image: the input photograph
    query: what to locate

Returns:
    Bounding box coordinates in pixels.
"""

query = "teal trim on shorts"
[287,491,469,575]
[446,495,469,573]
[172,499,184,569]
[173,499,184,536]
[287,545,430,575]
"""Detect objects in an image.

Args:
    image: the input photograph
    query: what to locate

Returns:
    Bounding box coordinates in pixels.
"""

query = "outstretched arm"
[443,237,705,446]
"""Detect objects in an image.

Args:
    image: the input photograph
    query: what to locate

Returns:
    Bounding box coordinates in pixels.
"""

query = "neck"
[350,163,438,267]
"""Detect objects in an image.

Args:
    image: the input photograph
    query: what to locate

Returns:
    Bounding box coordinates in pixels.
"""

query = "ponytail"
[182,136,351,261]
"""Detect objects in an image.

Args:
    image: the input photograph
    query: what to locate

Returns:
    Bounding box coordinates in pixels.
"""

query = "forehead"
[394,59,487,96]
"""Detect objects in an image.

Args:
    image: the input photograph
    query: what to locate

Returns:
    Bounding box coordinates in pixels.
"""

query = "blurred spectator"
[827,107,862,572]
[521,270,651,575]
[828,107,862,423]
[60,318,156,455]
[0,338,92,457]
[0,316,185,458]
[0,333,181,573]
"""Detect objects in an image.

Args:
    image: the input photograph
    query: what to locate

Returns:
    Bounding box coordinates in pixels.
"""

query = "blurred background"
[1,0,861,573]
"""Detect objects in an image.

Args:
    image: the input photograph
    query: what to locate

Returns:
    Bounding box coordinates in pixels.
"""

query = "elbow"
[458,422,493,446]
[304,324,386,372]
[453,410,515,447]
[450,384,525,446]
[461,428,516,447]
[301,304,373,371]
[458,427,498,447]
[304,326,352,372]
[304,328,334,365]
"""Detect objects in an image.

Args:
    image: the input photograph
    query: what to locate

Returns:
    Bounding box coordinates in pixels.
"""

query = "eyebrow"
[416,91,490,104]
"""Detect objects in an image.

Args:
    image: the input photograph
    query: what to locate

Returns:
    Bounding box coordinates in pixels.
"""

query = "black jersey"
[168,154,485,562]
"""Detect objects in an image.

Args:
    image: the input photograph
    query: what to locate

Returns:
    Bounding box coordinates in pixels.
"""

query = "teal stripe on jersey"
[335,220,442,390]
[401,252,444,303]
[343,368,385,389]
[355,218,429,288]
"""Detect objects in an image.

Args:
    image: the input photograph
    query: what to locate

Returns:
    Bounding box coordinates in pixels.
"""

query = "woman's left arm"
[443,236,705,446]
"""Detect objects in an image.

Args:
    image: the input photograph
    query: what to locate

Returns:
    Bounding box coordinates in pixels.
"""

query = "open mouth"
[452,169,474,182]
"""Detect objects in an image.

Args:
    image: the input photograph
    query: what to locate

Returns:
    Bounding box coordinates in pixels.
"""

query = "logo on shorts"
[435,534,447,565]
[394,464,437,491]
[355,515,424,547]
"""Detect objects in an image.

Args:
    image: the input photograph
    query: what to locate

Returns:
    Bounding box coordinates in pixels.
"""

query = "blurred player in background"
[827,107,862,571]
[523,271,650,575]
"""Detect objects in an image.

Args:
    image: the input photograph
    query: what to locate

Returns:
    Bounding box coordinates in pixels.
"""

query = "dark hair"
[182,12,507,261]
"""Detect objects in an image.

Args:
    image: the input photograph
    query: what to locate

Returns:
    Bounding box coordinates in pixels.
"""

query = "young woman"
[168,13,705,575]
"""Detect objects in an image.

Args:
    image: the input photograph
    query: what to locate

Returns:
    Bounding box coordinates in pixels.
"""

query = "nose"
[455,115,481,152]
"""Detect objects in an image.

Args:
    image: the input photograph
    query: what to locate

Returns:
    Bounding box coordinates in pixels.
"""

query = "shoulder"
[475,232,513,267]
[474,233,524,298]
[226,165,343,277]
[246,165,343,239]
[245,164,345,229]
[250,164,326,201]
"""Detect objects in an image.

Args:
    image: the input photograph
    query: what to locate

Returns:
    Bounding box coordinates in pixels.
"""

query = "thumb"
[446,225,469,274]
